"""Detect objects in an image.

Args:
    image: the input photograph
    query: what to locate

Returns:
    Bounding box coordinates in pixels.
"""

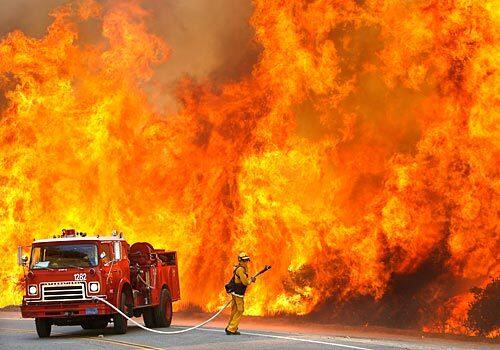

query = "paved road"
[0,316,497,350]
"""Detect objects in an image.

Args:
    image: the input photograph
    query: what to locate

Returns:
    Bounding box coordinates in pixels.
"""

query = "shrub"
[466,279,499,337]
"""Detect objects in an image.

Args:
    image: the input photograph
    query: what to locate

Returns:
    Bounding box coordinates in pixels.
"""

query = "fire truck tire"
[154,287,172,327]
[113,291,128,334]
[142,307,156,328]
[81,320,108,329]
[35,318,52,338]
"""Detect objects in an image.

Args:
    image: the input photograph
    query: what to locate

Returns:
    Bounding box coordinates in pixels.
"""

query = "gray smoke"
[0,0,67,37]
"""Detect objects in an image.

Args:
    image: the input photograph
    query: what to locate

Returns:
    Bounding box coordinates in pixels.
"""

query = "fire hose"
[92,265,374,349]
[92,296,232,334]
[91,265,272,335]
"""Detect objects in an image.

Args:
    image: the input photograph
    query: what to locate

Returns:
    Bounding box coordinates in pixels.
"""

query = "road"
[0,312,497,350]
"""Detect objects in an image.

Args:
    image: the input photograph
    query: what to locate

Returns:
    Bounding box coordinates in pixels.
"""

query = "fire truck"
[18,229,180,338]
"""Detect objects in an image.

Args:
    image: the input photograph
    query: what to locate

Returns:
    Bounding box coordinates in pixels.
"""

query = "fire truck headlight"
[89,282,100,293]
[28,285,38,295]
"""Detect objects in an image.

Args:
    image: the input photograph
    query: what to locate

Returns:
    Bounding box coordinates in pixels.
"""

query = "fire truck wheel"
[113,291,128,334]
[81,320,108,329]
[142,307,156,328]
[35,318,52,338]
[154,287,172,327]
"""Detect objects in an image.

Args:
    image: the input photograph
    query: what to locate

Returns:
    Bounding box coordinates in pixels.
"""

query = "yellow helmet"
[238,252,250,262]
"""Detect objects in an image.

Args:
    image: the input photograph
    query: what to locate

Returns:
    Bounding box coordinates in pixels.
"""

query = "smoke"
[145,0,256,80]
[143,0,258,112]
[0,0,67,37]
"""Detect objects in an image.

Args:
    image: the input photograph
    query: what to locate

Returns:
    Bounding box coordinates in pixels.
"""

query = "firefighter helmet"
[238,252,250,262]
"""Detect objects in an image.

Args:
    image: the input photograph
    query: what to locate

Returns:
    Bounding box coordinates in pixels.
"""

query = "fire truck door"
[101,242,121,285]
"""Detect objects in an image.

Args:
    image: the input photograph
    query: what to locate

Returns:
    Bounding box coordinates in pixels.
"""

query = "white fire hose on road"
[91,264,373,350]
[91,296,373,350]
[92,296,231,334]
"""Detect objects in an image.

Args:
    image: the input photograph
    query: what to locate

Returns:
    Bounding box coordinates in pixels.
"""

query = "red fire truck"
[18,229,181,338]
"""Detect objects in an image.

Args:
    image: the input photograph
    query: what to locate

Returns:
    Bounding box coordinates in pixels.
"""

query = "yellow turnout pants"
[227,294,244,332]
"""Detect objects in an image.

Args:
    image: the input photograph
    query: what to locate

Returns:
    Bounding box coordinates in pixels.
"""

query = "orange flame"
[0,0,498,336]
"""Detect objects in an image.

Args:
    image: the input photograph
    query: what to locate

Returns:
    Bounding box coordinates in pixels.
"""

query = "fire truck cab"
[19,229,180,338]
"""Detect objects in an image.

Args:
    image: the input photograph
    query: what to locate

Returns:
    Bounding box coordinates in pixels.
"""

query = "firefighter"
[225,252,255,335]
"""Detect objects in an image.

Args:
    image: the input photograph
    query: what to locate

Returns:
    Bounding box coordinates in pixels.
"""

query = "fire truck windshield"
[30,244,98,269]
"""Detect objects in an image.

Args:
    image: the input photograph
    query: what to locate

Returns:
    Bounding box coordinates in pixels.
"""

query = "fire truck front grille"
[42,282,85,301]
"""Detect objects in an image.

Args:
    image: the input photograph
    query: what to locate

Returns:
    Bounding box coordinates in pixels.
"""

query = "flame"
[0,0,498,336]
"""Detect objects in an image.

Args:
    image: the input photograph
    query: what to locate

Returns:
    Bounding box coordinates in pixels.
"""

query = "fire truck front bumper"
[21,297,113,319]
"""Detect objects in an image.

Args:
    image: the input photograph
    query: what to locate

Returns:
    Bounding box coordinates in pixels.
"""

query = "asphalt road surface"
[0,313,497,350]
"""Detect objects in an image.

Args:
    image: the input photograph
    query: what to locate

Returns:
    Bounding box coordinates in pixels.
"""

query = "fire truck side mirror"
[17,246,28,266]
[113,241,121,260]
